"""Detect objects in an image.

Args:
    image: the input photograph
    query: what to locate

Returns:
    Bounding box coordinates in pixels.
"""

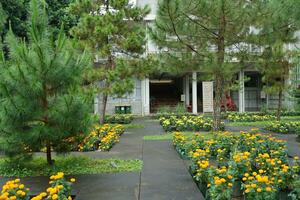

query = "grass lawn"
[123,124,145,129]
[144,132,222,141]
[0,156,143,177]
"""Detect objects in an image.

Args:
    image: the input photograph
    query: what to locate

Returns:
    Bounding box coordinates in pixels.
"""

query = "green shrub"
[105,114,133,124]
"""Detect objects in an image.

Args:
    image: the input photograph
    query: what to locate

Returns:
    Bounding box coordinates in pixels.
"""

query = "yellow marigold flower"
[259,169,264,174]
[228,183,233,187]
[41,192,47,197]
[245,189,250,193]
[242,177,247,181]
[257,188,262,192]
[70,178,76,183]
[251,183,256,188]
[215,179,222,185]
[57,185,64,189]
[18,184,24,189]
[220,178,226,183]
[52,194,58,200]
[266,187,272,192]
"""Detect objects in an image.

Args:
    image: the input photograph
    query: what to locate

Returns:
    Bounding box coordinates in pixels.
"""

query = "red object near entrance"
[187,105,192,112]
[222,94,237,111]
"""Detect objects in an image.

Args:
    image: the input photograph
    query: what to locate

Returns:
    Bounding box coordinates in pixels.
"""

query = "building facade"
[95,0,300,116]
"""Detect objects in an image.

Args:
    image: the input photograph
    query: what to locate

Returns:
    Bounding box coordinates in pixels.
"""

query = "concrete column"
[141,78,150,116]
[192,72,198,114]
[239,70,245,112]
[145,78,150,115]
[185,75,190,106]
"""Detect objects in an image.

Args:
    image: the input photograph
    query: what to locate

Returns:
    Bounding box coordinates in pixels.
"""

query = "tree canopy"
[251,0,300,119]
[0,0,91,164]
[0,0,76,42]
[69,0,151,123]
[151,0,255,129]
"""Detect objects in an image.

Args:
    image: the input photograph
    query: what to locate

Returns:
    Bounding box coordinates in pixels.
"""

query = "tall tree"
[69,0,150,124]
[151,0,254,130]
[254,0,299,120]
[46,0,78,36]
[0,3,6,32]
[1,0,76,42]
[0,0,29,40]
[0,0,90,165]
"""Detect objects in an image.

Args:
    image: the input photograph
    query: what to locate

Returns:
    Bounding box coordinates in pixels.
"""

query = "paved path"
[0,118,203,200]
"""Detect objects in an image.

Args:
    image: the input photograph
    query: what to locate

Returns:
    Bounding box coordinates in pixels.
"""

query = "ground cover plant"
[159,115,225,132]
[0,172,75,200]
[0,156,143,178]
[173,130,300,200]
[105,114,134,124]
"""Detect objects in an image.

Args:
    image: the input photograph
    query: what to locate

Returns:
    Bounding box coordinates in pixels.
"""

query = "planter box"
[196,181,209,199]
[277,191,292,200]
[174,146,189,160]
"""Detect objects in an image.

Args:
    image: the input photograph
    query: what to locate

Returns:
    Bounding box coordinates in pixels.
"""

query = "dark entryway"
[150,77,183,113]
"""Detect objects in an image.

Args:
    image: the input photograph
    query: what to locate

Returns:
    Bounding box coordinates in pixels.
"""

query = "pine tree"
[68,0,150,124]
[0,0,77,42]
[253,0,299,120]
[151,0,254,130]
[0,4,6,32]
[0,0,90,165]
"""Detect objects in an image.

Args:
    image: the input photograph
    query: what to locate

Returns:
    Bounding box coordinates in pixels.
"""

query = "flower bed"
[0,172,75,200]
[77,124,125,151]
[156,112,196,119]
[266,121,300,135]
[105,114,133,124]
[159,115,225,132]
[173,131,300,199]
[225,112,276,122]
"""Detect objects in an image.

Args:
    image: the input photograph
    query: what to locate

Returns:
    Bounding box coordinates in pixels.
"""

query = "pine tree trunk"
[213,3,226,131]
[213,76,223,131]
[99,93,108,124]
[277,89,283,121]
[46,141,53,165]
[42,85,53,165]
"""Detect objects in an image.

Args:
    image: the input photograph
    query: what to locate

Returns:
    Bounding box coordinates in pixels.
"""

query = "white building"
[95,0,300,116]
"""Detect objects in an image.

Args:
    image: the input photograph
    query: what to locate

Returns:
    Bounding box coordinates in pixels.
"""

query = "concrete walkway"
[0,118,203,200]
